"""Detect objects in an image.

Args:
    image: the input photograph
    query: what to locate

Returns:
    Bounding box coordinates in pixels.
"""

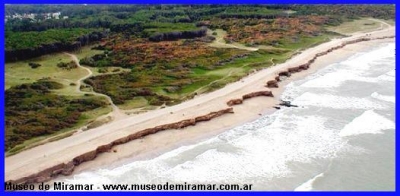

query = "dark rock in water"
[273,106,281,110]
[279,100,298,107]
[280,100,290,105]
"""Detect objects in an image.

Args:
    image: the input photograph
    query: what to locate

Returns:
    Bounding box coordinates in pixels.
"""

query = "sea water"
[62,43,395,191]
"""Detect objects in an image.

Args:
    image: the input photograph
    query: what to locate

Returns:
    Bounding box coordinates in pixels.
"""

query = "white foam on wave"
[339,110,395,137]
[293,92,387,110]
[377,70,396,82]
[302,43,395,88]
[62,141,214,186]
[371,92,395,103]
[385,69,396,77]
[301,70,377,88]
[217,114,275,142]
[162,115,344,183]
[294,172,325,191]
[280,82,302,101]
[341,43,395,69]
[63,172,113,187]
[64,114,346,186]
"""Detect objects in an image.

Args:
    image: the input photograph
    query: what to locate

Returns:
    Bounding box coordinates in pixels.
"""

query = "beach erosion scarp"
[5,27,395,185]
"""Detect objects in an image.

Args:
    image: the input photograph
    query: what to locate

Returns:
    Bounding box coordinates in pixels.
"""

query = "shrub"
[28,62,42,69]
[148,97,163,106]
[57,61,77,70]
[98,68,108,73]
[80,57,95,66]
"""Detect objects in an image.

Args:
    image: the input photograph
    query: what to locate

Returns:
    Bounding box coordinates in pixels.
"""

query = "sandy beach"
[5,26,395,183]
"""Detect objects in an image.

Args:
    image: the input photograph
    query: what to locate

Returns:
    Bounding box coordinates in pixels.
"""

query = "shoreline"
[69,37,395,176]
[5,26,395,184]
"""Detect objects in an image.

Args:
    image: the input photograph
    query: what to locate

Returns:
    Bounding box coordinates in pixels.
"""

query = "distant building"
[5,12,68,23]
[52,12,61,19]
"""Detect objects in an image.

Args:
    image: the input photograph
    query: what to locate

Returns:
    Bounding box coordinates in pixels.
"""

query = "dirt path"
[194,56,277,95]
[270,58,275,66]
[65,53,128,121]
[208,29,259,51]
[368,18,392,30]
[193,71,234,95]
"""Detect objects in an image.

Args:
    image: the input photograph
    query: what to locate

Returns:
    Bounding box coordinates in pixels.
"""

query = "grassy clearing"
[5,45,118,97]
[79,104,113,122]
[5,46,115,155]
[5,53,86,89]
[382,19,395,26]
[326,18,383,35]
[208,29,259,51]
[5,45,103,91]
[118,97,149,110]
[178,74,222,95]
[205,67,245,76]
[280,34,337,51]
[87,66,131,76]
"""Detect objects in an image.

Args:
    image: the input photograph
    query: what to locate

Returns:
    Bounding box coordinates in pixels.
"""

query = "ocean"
[61,43,395,191]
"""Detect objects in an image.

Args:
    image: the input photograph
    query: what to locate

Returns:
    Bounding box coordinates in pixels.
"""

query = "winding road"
[65,53,128,121]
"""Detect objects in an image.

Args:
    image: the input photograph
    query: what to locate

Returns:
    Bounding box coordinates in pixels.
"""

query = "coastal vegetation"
[5,4,395,152]
[5,80,108,151]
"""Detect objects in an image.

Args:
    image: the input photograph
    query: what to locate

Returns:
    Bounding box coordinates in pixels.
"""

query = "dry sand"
[5,26,395,182]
